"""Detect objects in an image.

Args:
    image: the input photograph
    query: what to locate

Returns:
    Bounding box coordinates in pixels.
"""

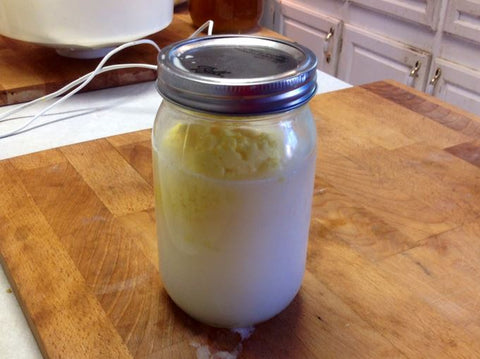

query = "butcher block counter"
[2,78,480,358]
[2,5,480,359]
[0,5,283,107]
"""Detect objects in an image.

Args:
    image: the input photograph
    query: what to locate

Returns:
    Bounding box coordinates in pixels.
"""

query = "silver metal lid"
[156,35,317,114]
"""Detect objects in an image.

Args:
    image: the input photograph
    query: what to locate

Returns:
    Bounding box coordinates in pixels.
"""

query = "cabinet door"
[444,0,480,44]
[260,0,282,32]
[280,0,342,76]
[337,24,431,91]
[428,58,480,117]
[349,0,441,29]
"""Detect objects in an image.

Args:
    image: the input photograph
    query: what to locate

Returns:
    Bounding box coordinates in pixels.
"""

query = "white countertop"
[0,70,350,358]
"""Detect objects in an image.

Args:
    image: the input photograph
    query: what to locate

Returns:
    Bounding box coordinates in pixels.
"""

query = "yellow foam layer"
[162,123,283,180]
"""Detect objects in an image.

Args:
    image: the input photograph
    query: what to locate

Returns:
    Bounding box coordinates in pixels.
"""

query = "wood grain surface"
[2,81,480,358]
[0,5,279,107]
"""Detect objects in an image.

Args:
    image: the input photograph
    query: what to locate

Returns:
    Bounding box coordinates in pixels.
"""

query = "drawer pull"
[323,27,334,64]
[430,67,442,85]
[426,68,442,95]
[409,61,421,77]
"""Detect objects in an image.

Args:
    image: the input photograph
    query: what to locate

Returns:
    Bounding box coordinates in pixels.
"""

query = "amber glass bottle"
[189,0,263,33]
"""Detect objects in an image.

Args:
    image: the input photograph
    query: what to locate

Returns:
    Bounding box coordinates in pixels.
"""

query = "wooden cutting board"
[0,5,279,106]
[2,80,480,358]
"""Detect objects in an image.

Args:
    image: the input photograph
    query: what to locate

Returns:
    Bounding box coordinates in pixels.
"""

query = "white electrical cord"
[0,20,214,139]
[189,20,214,39]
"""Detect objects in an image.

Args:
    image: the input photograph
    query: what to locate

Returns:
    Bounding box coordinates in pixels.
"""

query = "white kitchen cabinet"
[444,0,480,43]
[279,0,342,75]
[260,0,282,32]
[436,0,480,115]
[349,0,442,29]
[428,57,480,115]
[337,24,431,91]
[260,0,480,116]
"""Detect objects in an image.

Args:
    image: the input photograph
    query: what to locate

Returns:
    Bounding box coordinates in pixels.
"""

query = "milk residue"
[190,327,256,359]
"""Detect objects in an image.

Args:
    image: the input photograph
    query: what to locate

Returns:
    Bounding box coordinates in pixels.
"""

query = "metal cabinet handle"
[426,68,442,95]
[325,28,334,41]
[406,60,422,87]
[430,68,442,85]
[323,27,334,64]
[409,61,421,78]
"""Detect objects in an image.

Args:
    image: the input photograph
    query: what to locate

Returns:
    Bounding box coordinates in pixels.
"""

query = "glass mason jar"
[153,35,317,328]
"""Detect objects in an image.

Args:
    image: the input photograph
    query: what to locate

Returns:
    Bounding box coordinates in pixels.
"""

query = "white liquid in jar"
[153,121,315,328]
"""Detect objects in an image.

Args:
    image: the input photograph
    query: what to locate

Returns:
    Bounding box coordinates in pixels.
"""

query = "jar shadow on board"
[189,0,263,33]
[153,34,318,328]
[162,283,305,353]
